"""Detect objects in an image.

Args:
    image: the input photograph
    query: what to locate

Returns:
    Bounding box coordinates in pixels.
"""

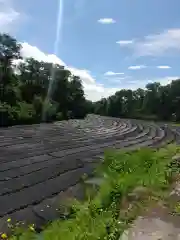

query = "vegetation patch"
[6,144,180,240]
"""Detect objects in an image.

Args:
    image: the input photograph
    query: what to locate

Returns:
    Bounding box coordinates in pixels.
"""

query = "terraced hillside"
[0,114,180,231]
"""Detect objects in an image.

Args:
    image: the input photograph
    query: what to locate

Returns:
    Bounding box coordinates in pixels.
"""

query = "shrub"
[15,102,36,124]
[42,99,57,122]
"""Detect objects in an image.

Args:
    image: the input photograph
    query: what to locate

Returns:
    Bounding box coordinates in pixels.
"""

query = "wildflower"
[1,233,7,239]
[7,218,11,223]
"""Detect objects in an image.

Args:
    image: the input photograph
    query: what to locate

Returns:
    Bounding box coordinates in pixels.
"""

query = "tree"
[93,79,180,122]
[0,33,92,126]
[0,34,21,107]
[68,75,86,118]
[50,66,71,119]
[18,58,50,102]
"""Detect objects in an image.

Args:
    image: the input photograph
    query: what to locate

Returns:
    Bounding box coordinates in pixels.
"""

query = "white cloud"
[98,18,116,24]
[21,43,66,66]
[83,83,119,101]
[146,76,179,86]
[104,71,124,76]
[156,65,171,69]
[20,43,179,100]
[67,67,95,84]
[0,0,20,32]
[19,42,119,101]
[15,43,180,101]
[21,42,95,85]
[118,28,180,57]
[128,65,146,70]
[121,76,179,90]
[116,40,134,45]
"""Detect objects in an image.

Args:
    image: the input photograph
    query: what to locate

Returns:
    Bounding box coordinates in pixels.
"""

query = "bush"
[0,102,13,126]
[42,99,57,122]
[0,102,20,126]
[56,112,63,121]
[15,102,36,124]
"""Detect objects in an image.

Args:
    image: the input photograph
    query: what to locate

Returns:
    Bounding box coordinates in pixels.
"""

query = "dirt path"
[121,179,180,239]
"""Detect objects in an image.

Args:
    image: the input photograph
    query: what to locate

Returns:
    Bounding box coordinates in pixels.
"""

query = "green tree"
[0,33,21,105]
[68,75,87,118]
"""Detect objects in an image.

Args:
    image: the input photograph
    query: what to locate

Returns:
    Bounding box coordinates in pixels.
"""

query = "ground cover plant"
[4,144,180,240]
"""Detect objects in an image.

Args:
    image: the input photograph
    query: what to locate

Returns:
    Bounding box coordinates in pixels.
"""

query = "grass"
[6,144,180,240]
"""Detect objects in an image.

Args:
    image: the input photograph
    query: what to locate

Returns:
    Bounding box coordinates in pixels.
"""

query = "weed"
[9,144,180,240]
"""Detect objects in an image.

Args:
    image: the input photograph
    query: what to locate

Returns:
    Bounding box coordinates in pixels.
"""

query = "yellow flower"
[29,224,35,232]
[1,233,7,239]
[7,218,11,223]
[29,226,35,232]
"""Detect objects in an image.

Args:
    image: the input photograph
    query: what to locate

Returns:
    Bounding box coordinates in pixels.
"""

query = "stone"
[128,186,150,201]
[85,177,104,187]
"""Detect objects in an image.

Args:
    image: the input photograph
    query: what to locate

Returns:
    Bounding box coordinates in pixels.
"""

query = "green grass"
[7,144,180,240]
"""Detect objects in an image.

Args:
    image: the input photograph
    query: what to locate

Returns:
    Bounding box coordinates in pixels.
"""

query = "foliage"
[8,144,180,240]
[0,33,91,126]
[93,82,180,122]
[15,102,36,124]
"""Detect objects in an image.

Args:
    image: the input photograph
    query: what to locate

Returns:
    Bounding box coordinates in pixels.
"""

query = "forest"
[93,79,180,121]
[0,33,180,127]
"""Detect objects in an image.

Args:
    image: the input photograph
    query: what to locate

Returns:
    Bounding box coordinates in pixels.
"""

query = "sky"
[1,0,180,101]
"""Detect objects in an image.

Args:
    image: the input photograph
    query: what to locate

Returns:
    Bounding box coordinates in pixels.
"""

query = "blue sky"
[1,0,180,101]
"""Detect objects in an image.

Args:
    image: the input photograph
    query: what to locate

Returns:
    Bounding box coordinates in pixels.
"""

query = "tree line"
[0,33,180,127]
[93,80,180,122]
